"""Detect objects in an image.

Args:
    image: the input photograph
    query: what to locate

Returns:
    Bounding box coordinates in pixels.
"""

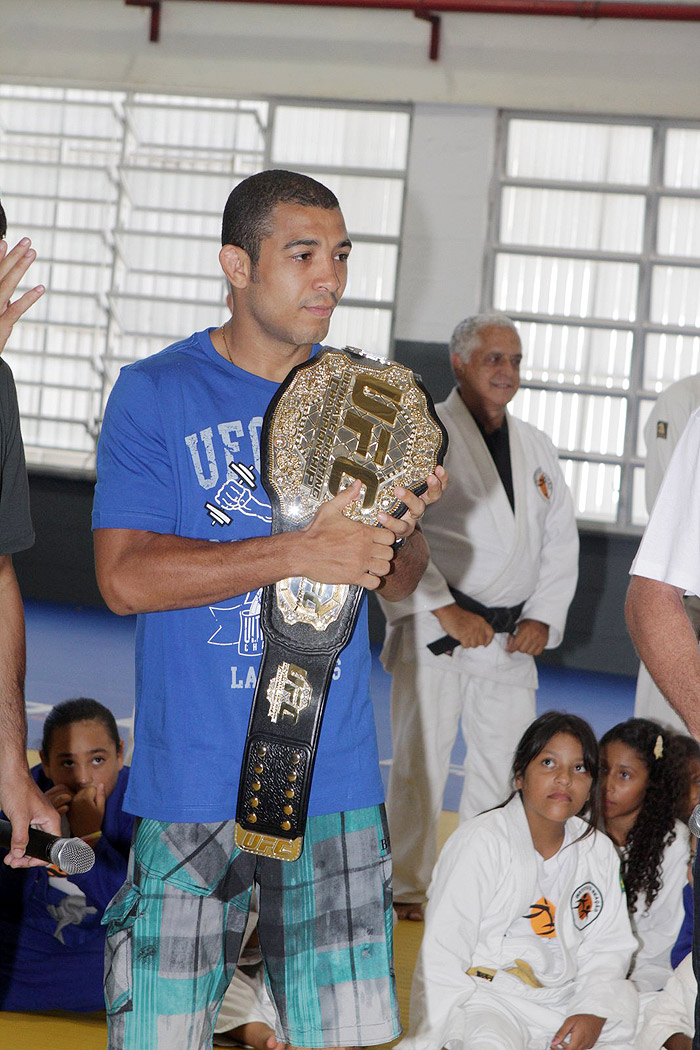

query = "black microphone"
[0,818,95,874]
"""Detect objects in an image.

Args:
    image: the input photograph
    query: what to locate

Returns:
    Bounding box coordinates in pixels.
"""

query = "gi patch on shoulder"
[571,881,603,930]
[656,420,668,439]
[533,468,552,502]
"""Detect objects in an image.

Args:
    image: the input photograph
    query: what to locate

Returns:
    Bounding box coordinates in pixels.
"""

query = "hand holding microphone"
[0,817,95,874]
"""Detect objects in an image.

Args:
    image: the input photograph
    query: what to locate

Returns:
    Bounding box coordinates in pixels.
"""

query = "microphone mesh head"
[689,804,700,839]
[52,838,96,875]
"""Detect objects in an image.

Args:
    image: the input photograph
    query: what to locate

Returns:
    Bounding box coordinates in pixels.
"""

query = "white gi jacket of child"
[403,795,638,1050]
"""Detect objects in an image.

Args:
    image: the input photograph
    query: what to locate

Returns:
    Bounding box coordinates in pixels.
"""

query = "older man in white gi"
[379,312,579,920]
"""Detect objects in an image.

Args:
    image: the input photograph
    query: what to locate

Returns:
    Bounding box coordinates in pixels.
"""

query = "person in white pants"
[378,313,579,920]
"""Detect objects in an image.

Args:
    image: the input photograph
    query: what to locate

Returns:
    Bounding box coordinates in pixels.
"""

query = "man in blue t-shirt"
[92,169,446,1050]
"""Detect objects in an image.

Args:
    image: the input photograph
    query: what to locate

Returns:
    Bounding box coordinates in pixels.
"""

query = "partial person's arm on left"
[0,555,61,866]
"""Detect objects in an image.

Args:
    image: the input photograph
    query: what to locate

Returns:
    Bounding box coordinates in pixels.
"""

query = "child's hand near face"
[40,713,124,846]
[67,783,106,839]
[44,784,74,817]
[551,1013,605,1050]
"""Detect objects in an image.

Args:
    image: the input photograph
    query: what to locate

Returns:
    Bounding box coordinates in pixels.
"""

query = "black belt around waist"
[427,587,526,656]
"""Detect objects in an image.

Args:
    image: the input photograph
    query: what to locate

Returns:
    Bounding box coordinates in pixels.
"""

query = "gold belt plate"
[267,347,445,632]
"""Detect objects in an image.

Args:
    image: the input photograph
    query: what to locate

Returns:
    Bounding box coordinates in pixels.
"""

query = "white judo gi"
[379,389,579,903]
[402,795,639,1050]
[635,374,700,732]
[636,953,695,1050]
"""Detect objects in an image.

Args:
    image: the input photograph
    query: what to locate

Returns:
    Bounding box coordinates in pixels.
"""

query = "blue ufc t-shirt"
[92,329,384,822]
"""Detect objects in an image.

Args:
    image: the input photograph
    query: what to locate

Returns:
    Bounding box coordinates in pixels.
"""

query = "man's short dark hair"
[0,200,6,240]
[221,169,340,266]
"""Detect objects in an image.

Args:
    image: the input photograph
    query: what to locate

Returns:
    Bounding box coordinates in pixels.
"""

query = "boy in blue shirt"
[0,698,132,1011]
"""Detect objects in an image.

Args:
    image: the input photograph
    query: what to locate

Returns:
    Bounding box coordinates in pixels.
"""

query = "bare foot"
[215,1021,285,1050]
[394,901,424,921]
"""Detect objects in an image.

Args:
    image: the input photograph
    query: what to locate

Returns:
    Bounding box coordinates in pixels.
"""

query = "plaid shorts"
[103,805,401,1050]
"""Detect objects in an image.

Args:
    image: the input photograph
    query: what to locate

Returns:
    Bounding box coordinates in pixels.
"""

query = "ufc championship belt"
[234,347,447,861]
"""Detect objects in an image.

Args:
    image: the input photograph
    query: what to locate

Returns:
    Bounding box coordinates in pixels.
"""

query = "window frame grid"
[0,86,410,478]
[484,110,700,533]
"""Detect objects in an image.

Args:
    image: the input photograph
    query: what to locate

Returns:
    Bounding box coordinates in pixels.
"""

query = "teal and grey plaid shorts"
[103,805,401,1050]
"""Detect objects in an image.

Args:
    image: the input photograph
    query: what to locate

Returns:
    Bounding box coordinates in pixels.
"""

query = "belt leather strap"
[234,585,363,861]
[234,346,448,861]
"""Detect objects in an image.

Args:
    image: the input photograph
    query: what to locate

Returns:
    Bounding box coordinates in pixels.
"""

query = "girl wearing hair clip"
[599,718,689,1006]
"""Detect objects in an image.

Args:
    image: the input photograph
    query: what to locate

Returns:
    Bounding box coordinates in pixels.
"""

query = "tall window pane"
[487,113,700,529]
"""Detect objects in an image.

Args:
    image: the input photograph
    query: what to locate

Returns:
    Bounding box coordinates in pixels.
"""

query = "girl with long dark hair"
[599,718,689,997]
[403,711,638,1050]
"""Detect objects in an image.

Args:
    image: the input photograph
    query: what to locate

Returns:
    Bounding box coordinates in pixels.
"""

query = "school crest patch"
[533,468,552,502]
[570,881,603,930]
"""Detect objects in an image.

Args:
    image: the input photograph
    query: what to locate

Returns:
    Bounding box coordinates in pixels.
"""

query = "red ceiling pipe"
[126,0,700,56]
[125,0,161,41]
[128,0,700,13]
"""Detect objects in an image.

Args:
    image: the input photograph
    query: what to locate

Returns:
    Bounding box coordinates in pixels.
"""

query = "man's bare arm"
[626,574,700,737]
[0,557,26,768]
[378,528,429,603]
[0,555,61,865]
[96,469,447,615]
[95,479,397,615]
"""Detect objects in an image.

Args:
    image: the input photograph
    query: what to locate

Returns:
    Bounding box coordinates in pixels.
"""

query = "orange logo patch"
[533,469,552,502]
[576,891,593,922]
[525,897,556,939]
[570,881,603,930]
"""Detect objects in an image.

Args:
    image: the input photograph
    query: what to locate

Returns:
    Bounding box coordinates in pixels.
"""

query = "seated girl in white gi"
[599,719,690,999]
[401,711,638,1050]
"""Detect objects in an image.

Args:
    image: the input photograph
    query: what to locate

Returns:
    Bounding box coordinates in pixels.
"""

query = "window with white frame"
[0,86,409,474]
[485,112,700,530]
